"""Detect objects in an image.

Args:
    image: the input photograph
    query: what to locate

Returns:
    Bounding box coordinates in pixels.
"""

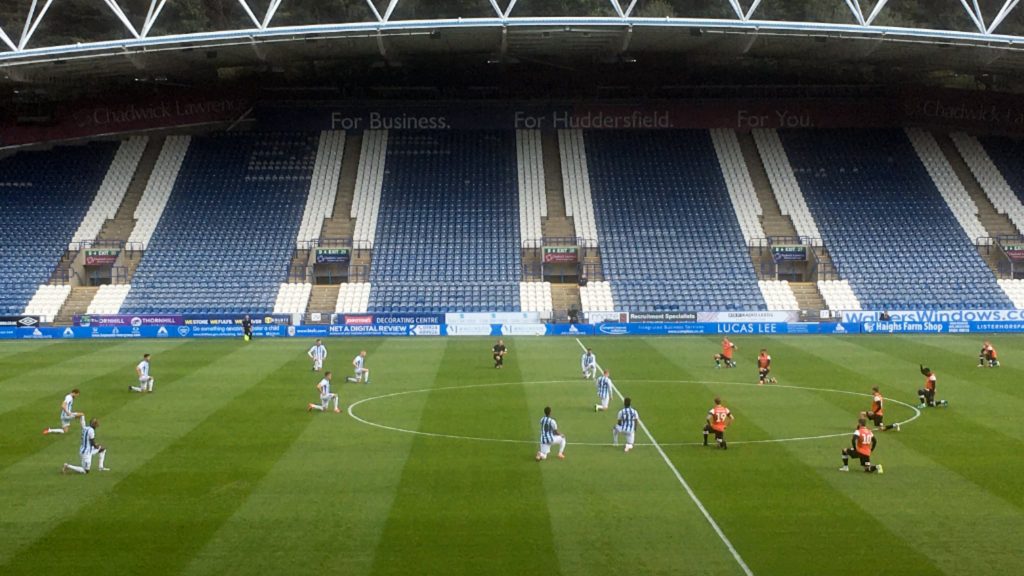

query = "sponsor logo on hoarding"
[177,326,190,336]
[344,315,375,326]
[628,311,697,323]
[599,324,628,335]
[446,324,493,336]
[63,327,75,338]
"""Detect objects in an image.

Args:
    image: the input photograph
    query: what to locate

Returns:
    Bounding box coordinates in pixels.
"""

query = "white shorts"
[320,393,337,402]
[80,449,102,471]
[139,376,152,383]
[312,359,323,370]
[60,413,73,427]
[614,426,635,445]
[539,435,565,455]
[597,394,610,408]
[354,368,368,377]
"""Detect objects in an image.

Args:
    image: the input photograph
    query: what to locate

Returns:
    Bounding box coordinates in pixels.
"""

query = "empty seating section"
[559,130,599,246]
[0,142,117,315]
[336,283,371,313]
[817,280,863,310]
[368,131,521,313]
[997,279,1024,308]
[905,128,988,243]
[295,131,345,247]
[580,281,614,312]
[752,129,823,243]
[351,130,387,248]
[517,130,546,245]
[973,133,1024,235]
[584,130,765,312]
[87,284,131,314]
[758,280,799,311]
[128,136,190,249]
[121,133,317,314]
[71,137,147,246]
[709,129,766,243]
[273,283,313,315]
[778,129,1011,310]
[23,285,72,322]
[519,282,553,317]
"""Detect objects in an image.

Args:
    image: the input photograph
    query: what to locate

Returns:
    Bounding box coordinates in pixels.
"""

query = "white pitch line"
[576,338,755,576]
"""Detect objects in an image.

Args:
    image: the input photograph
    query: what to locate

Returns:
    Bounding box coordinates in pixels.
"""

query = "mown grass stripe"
[368,338,561,576]
[180,338,446,576]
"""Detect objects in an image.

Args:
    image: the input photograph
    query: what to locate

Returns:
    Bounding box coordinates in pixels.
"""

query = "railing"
[348,264,370,283]
[980,235,1021,278]
[110,266,130,285]
[51,268,83,286]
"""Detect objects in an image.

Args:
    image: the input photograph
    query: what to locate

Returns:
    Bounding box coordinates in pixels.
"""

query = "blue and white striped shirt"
[80,425,96,455]
[616,407,639,432]
[539,416,558,444]
[581,353,596,369]
[308,344,327,360]
[596,376,612,397]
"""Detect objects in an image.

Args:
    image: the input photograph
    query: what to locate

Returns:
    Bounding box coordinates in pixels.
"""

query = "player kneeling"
[839,418,882,474]
[346,350,370,384]
[703,397,734,449]
[63,417,109,474]
[536,407,566,461]
[918,365,948,408]
[978,341,999,368]
[307,372,340,413]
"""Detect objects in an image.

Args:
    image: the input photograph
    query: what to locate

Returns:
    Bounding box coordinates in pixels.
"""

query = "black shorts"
[842,448,870,465]
[703,424,724,439]
[759,367,770,377]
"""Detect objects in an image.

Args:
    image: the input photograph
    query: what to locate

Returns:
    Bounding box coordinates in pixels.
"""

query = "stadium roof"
[2,1,1024,92]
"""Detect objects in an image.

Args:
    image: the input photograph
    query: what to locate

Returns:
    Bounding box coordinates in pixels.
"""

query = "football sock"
[558,440,566,456]
[841,454,849,467]
[46,428,65,434]
[130,386,143,392]
[612,430,619,445]
[310,404,324,412]
[702,430,708,446]
[346,377,357,383]
[98,451,106,468]
[67,464,86,474]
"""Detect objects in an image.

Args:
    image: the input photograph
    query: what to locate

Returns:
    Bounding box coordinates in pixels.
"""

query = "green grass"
[1,335,1023,575]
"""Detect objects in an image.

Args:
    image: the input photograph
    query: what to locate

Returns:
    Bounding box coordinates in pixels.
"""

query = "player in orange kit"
[702,397,734,449]
[978,341,1000,368]
[714,337,737,369]
[918,365,948,408]
[757,349,776,385]
[839,417,883,474]
[864,386,899,431]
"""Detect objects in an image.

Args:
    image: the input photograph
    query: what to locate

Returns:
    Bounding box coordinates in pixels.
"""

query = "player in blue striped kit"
[594,370,612,412]
[307,339,327,372]
[581,348,597,379]
[613,397,640,453]
[62,417,108,474]
[307,372,340,413]
[536,406,566,461]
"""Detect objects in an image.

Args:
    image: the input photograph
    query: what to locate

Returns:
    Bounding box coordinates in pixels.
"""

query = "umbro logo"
[18,316,38,327]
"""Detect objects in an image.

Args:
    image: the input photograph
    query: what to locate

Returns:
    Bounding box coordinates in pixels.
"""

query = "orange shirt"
[871,392,883,416]
[757,354,770,369]
[988,345,998,359]
[708,405,732,432]
[722,339,734,359]
[854,426,874,457]
[925,373,936,392]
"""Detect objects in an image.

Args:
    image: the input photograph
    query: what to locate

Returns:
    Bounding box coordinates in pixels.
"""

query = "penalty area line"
[576,338,755,576]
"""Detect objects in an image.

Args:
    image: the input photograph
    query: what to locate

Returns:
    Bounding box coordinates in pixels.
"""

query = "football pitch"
[1,334,1022,576]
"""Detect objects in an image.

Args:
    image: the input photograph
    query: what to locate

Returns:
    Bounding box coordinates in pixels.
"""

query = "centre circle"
[346,379,921,447]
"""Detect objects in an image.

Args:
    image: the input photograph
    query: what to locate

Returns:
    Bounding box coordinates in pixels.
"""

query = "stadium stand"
[120,133,317,314]
[997,279,1024,308]
[970,133,1024,235]
[335,282,371,314]
[70,137,147,247]
[273,282,313,315]
[0,142,117,316]
[23,285,72,323]
[709,128,766,243]
[558,129,599,246]
[351,130,387,249]
[584,130,765,312]
[905,128,989,243]
[817,279,863,310]
[86,284,131,315]
[127,136,191,249]
[777,128,1012,310]
[295,131,345,248]
[752,129,823,244]
[367,131,521,313]
[517,130,546,246]
[519,281,553,317]
[579,280,615,313]
[758,280,800,311]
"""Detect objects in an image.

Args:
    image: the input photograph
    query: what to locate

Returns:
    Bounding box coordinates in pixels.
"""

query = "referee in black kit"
[242,315,254,341]
[492,339,507,368]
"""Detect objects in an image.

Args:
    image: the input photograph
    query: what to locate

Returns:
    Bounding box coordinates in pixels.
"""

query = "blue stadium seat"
[584,130,765,312]
[120,133,317,315]
[779,129,1011,310]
